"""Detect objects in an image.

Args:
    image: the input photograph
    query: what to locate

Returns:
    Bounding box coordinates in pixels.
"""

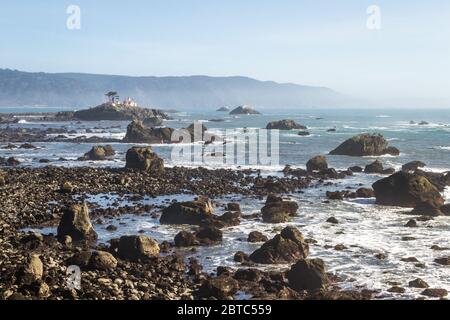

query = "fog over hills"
[0,69,354,110]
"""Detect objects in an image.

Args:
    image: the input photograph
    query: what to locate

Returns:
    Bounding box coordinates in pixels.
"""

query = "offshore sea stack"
[330,133,400,157]
[266,120,307,130]
[73,103,168,121]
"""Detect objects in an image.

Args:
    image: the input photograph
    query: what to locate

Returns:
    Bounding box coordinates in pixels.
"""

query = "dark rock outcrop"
[372,172,444,207]
[410,201,443,216]
[266,120,306,130]
[330,134,399,157]
[306,155,328,172]
[57,203,97,242]
[78,145,115,161]
[249,226,309,264]
[160,198,214,225]
[118,235,160,261]
[125,146,164,172]
[402,161,426,172]
[123,119,174,143]
[261,195,299,223]
[288,258,328,291]
[247,231,269,243]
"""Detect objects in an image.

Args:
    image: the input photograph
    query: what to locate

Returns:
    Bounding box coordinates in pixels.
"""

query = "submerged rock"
[57,203,97,242]
[249,226,309,264]
[266,120,306,130]
[330,133,399,157]
[372,172,444,207]
[125,146,164,172]
[402,161,426,172]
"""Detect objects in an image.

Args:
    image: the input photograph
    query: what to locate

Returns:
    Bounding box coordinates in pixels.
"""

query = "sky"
[0,0,449,107]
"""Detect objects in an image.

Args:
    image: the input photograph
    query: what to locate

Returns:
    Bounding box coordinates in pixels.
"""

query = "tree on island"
[105,91,119,103]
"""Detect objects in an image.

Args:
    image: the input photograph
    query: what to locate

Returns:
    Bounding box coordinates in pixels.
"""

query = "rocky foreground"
[1,144,450,300]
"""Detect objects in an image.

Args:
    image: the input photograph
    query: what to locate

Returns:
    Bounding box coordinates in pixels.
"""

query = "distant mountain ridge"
[0,69,353,110]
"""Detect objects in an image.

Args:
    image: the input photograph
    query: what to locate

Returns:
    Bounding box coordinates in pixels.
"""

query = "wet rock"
[326,191,344,200]
[421,288,448,298]
[247,231,268,243]
[409,278,429,288]
[414,169,450,192]
[405,219,418,228]
[106,225,117,231]
[125,146,164,172]
[326,217,339,224]
[195,226,223,245]
[78,145,115,161]
[143,116,163,127]
[174,231,198,247]
[266,120,306,130]
[306,155,328,172]
[441,204,450,216]
[388,286,405,294]
[372,172,444,207]
[20,143,36,149]
[249,226,309,264]
[261,195,299,223]
[57,203,97,242]
[226,202,241,212]
[356,188,375,198]
[364,160,384,174]
[196,276,239,299]
[402,161,426,172]
[288,258,328,291]
[118,235,160,261]
[434,256,450,266]
[410,201,443,216]
[349,166,363,173]
[298,131,310,136]
[334,244,347,251]
[234,251,250,263]
[216,211,240,227]
[17,254,44,285]
[233,269,262,282]
[160,198,213,225]
[88,251,118,271]
[330,134,400,157]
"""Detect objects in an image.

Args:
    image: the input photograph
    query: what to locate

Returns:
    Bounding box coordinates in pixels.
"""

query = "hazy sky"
[1,0,449,107]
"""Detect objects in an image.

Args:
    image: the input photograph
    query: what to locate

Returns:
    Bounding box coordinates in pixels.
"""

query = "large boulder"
[17,254,44,285]
[306,155,328,172]
[330,134,399,157]
[410,201,443,217]
[266,120,307,130]
[74,103,168,121]
[125,146,164,172]
[118,235,160,261]
[88,251,118,270]
[372,172,444,207]
[288,258,328,291]
[196,276,239,299]
[249,226,309,264]
[261,195,299,223]
[57,203,97,242]
[364,160,384,174]
[160,198,214,225]
[78,145,115,161]
[123,119,174,143]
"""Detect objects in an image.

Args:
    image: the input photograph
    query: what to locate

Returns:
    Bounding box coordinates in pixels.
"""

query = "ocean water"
[5,107,450,299]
